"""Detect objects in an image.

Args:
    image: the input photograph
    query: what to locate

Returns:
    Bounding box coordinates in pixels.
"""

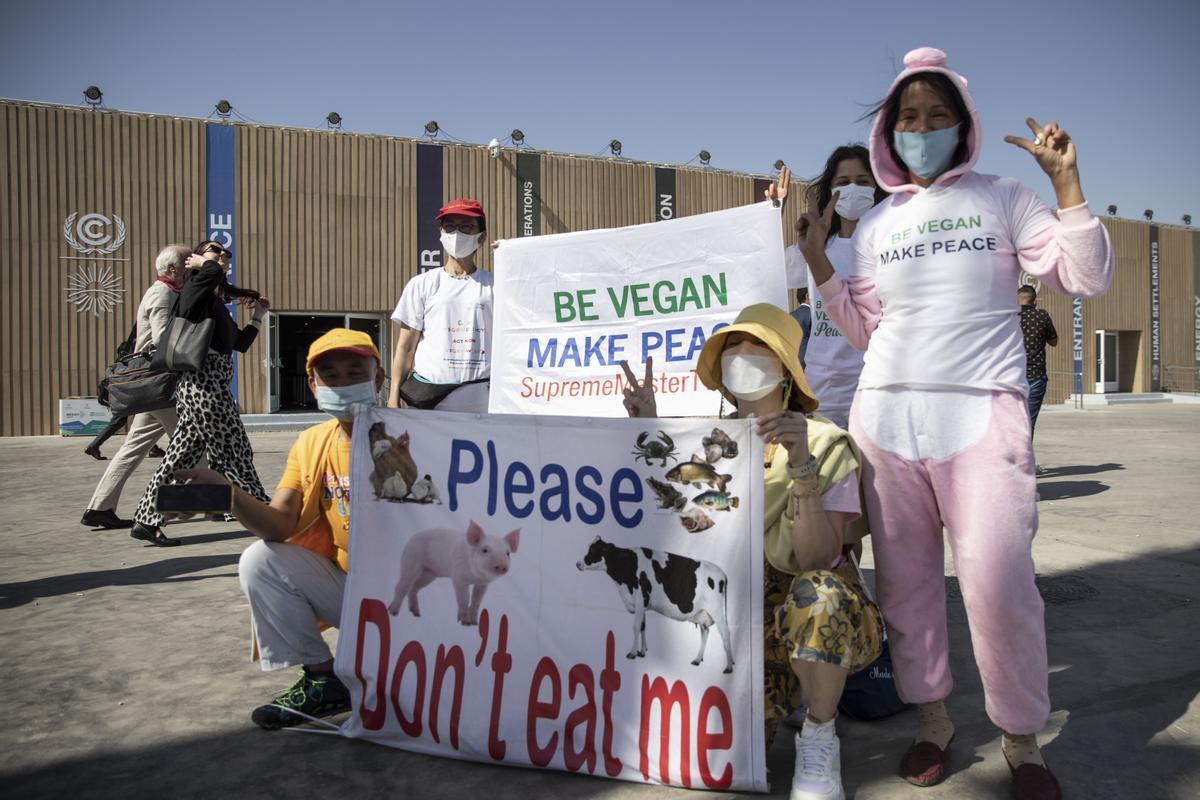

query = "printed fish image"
[664,455,732,494]
[645,476,686,512]
[678,508,715,533]
[693,490,740,511]
[702,427,739,460]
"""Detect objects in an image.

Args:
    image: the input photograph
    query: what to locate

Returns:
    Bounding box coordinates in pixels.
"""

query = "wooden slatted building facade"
[2,98,1196,435]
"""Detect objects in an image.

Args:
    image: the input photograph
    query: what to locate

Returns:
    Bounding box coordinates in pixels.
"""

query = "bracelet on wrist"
[786,455,818,481]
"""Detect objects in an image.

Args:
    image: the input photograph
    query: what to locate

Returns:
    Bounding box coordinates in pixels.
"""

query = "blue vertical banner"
[206,123,238,402]
[416,143,443,272]
[1072,296,1083,397]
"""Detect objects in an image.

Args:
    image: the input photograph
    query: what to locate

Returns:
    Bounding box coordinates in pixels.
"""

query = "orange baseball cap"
[436,198,486,222]
[305,328,381,375]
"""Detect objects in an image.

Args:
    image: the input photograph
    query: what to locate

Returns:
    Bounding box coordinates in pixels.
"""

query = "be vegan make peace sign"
[490,202,789,417]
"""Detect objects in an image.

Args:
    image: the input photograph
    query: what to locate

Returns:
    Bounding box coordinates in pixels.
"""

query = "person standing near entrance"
[81,245,191,529]
[1018,285,1058,439]
[388,199,493,413]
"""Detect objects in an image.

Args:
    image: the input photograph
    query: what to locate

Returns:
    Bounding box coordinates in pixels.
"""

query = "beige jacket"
[134,280,176,353]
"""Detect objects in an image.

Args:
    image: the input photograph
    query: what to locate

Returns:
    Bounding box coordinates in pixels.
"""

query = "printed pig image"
[388,521,520,626]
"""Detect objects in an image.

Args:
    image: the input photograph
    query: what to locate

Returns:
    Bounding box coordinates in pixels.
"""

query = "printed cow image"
[576,536,734,673]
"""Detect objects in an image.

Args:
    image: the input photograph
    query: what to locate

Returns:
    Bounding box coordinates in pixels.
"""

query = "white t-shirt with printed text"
[785,240,866,426]
[392,268,494,384]
[849,171,1054,394]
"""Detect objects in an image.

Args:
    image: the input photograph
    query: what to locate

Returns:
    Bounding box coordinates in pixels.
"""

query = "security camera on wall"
[488,138,500,159]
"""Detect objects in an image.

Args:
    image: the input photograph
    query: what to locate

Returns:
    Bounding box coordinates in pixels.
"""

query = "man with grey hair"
[81,245,195,529]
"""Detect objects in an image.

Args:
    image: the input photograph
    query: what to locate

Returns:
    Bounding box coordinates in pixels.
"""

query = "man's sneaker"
[791,717,844,800]
[251,668,351,730]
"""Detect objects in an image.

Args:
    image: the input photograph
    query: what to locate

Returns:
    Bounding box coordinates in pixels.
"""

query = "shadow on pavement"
[0,554,241,609]
[1037,462,1124,479]
[1037,480,1111,501]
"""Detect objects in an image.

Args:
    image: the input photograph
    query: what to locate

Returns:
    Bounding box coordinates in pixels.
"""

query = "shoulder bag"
[151,294,215,373]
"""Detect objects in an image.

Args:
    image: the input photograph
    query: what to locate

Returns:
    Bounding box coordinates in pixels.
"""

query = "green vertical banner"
[1150,225,1161,390]
[516,152,541,237]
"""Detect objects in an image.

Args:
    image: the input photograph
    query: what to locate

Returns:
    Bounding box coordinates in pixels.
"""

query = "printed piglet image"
[388,521,520,626]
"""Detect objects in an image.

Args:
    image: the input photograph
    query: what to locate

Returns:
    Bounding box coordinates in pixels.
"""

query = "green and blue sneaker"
[251,668,351,730]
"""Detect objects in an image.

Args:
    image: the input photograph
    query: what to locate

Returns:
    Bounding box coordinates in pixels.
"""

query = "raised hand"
[619,357,658,418]
[1004,117,1084,207]
[753,409,810,464]
[765,166,791,207]
[795,190,838,262]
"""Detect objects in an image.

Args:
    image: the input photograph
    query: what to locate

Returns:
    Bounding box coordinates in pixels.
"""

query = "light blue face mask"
[315,381,378,421]
[893,123,962,180]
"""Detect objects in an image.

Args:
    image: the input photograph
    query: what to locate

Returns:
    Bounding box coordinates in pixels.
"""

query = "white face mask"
[440,231,482,260]
[721,352,784,401]
[833,183,876,221]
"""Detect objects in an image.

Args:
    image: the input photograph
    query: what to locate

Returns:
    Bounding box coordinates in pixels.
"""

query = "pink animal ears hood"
[869,47,983,194]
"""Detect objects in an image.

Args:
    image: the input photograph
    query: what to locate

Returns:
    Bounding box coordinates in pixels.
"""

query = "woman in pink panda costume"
[794,48,1113,799]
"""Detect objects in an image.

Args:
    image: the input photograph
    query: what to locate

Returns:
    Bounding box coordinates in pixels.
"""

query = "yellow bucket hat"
[696,303,819,413]
[305,328,381,375]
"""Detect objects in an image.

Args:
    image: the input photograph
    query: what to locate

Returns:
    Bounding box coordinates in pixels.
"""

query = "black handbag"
[97,321,179,416]
[152,294,214,373]
[398,374,489,410]
[102,352,180,416]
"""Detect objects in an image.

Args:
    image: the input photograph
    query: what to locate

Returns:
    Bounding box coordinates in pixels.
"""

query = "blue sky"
[3,0,1197,223]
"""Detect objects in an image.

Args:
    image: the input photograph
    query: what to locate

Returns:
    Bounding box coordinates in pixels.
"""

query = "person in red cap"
[174,328,410,729]
[388,198,493,412]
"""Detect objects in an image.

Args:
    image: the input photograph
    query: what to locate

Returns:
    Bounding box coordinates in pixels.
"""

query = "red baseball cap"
[436,198,486,222]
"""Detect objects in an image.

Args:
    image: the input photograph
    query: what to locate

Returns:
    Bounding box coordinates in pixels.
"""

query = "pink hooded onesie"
[818,47,1114,734]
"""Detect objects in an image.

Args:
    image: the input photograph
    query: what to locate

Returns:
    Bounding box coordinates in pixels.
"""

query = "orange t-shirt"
[277,419,352,571]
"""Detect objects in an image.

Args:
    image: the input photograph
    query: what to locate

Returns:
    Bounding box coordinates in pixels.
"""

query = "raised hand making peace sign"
[794,189,839,265]
[619,357,658,418]
[1005,116,1084,208]
[764,166,791,207]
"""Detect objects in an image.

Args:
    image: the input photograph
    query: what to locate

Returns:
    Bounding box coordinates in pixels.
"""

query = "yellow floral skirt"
[763,561,885,742]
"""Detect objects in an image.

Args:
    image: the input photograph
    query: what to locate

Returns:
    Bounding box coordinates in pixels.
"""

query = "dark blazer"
[178,260,259,355]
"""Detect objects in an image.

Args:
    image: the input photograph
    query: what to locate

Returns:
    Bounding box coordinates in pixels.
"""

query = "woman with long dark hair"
[130,240,272,546]
[785,48,1113,798]
[783,145,887,428]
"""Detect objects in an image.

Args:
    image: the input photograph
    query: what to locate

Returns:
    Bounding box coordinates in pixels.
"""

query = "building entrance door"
[1094,330,1119,393]
[264,312,391,412]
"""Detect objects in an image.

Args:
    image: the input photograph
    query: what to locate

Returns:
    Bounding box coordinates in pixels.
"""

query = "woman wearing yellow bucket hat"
[621,302,883,800]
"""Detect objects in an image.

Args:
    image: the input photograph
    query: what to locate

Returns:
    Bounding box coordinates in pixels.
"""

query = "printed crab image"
[632,430,678,467]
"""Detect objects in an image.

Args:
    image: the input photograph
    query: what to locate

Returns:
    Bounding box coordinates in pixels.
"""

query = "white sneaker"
[790,718,844,800]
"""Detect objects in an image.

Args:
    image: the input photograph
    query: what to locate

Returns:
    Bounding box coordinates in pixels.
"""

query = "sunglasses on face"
[203,246,230,258]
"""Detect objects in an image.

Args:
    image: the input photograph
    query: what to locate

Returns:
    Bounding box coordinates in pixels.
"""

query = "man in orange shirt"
[178,328,402,728]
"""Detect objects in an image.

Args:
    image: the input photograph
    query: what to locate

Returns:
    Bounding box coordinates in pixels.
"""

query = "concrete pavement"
[2,404,1198,799]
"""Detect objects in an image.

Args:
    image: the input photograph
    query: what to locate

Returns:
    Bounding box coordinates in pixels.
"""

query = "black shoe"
[81,508,135,529]
[148,445,166,458]
[251,668,351,730]
[130,523,180,547]
[84,445,107,461]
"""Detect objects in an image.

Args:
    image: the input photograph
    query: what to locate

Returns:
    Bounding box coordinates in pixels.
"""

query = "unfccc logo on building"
[63,212,126,255]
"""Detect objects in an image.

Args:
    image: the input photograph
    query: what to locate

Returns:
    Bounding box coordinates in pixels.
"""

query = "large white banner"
[489,202,788,417]
[335,408,767,791]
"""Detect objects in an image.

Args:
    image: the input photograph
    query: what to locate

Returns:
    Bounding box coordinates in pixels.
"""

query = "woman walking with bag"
[131,241,271,546]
